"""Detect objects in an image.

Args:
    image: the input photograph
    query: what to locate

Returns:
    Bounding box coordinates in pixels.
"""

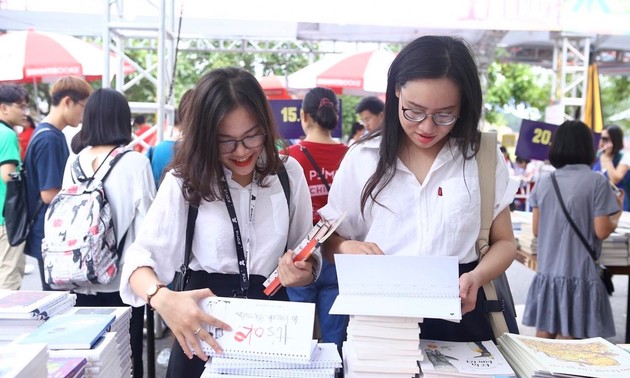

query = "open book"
[198,296,316,362]
[498,333,630,378]
[330,255,461,321]
[263,214,345,296]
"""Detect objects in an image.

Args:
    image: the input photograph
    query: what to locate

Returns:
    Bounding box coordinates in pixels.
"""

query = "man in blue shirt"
[24,76,92,290]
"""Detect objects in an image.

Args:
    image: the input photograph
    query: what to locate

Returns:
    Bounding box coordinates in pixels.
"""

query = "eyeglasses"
[74,100,86,108]
[601,136,610,142]
[218,133,267,154]
[401,106,458,126]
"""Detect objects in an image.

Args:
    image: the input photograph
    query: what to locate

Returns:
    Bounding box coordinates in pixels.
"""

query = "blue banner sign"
[269,99,342,140]
[515,119,558,161]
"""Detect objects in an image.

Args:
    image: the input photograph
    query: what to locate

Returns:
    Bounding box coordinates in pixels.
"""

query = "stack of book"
[0,342,48,377]
[516,221,537,256]
[329,255,462,378]
[601,232,630,266]
[196,296,341,377]
[202,342,341,377]
[419,339,515,377]
[17,312,126,377]
[343,315,423,377]
[49,333,123,377]
[0,290,76,345]
[60,306,132,376]
[47,357,87,378]
[498,333,630,377]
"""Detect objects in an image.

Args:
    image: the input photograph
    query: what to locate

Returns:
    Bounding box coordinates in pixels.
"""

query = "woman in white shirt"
[66,88,156,378]
[320,36,519,342]
[119,67,318,377]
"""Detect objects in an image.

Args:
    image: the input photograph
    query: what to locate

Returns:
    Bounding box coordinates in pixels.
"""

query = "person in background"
[24,76,92,291]
[347,121,365,146]
[284,87,349,351]
[18,115,36,161]
[68,88,155,378]
[320,35,519,342]
[594,124,630,211]
[133,114,156,153]
[0,84,29,290]
[500,145,514,174]
[147,89,193,189]
[523,120,622,339]
[119,67,319,377]
[355,95,385,133]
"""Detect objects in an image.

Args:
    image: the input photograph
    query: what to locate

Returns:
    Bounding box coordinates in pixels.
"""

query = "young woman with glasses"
[320,35,519,342]
[120,67,319,377]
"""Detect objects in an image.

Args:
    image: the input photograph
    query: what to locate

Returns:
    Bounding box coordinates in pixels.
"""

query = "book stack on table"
[0,290,76,345]
[498,333,630,377]
[198,296,341,378]
[0,342,48,378]
[342,315,423,378]
[60,306,132,376]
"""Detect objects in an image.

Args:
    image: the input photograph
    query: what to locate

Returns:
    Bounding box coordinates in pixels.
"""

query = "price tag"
[269,99,342,141]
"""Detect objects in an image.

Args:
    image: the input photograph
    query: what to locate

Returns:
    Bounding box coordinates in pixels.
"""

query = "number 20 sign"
[515,119,558,161]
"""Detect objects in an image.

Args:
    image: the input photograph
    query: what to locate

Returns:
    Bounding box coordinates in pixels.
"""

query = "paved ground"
[20,256,629,377]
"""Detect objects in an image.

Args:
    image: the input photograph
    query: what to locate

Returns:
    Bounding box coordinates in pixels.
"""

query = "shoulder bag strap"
[476,132,496,259]
[550,172,598,261]
[180,205,198,282]
[299,145,330,191]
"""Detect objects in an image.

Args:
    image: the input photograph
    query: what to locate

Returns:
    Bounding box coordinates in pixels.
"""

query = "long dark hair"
[359,35,483,214]
[71,88,131,153]
[170,67,284,205]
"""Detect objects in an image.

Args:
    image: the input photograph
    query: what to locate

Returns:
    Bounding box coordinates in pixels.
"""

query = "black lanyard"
[221,176,257,298]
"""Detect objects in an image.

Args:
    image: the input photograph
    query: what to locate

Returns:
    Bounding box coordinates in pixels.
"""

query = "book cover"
[0,290,69,319]
[499,333,630,378]
[198,296,315,362]
[0,342,48,378]
[47,357,87,378]
[330,255,461,320]
[18,313,115,350]
[419,339,516,377]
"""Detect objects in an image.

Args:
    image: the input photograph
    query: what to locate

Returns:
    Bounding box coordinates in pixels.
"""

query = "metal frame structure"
[554,34,592,123]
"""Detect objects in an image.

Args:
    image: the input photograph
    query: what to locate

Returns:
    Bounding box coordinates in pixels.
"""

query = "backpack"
[42,146,130,290]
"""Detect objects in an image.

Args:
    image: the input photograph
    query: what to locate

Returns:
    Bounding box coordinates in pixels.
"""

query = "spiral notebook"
[198,297,315,362]
[330,255,461,320]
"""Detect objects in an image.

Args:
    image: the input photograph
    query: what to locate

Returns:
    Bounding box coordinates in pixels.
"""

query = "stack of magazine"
[498,333,630,377]
[48,332,123,377]
[0,290,76,345]
[47,357,87,378]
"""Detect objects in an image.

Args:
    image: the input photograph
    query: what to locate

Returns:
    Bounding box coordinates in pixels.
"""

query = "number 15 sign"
[515,119,558,161]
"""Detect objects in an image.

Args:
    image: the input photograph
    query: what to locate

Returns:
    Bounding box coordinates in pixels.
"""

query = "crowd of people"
[0,34,625,378]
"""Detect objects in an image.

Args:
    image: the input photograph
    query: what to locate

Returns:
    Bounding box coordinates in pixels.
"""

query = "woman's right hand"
[152,288,232,360]
[338,240,384,255]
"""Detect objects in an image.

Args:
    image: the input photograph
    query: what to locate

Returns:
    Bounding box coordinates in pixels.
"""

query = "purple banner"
[269,99,342,140]
[515,119,558,161]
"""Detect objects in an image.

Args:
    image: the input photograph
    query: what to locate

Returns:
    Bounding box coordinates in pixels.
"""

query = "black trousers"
[420,261,496,342]
[166,272,288,378]
[74,291,145,378]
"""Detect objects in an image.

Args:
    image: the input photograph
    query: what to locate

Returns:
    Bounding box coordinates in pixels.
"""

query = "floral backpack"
[42,147,129,290]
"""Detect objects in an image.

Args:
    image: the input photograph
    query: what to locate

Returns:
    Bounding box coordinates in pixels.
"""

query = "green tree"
[601,75,630,130]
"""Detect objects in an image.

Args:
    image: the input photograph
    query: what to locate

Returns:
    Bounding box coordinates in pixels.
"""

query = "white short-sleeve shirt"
[319,137,518,262]
[119,156,314,307]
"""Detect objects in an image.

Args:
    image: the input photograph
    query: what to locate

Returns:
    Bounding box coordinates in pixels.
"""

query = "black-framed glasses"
[218,133,267,154]
[601,136,610,142]
[10,103,29,112]
[401,106,458,126]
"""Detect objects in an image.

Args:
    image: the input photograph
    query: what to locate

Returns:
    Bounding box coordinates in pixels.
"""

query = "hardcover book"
[18,313,115,350]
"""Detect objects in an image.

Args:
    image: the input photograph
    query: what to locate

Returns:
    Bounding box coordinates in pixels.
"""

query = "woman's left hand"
[459,272,481,315]
[277,250,316,287]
